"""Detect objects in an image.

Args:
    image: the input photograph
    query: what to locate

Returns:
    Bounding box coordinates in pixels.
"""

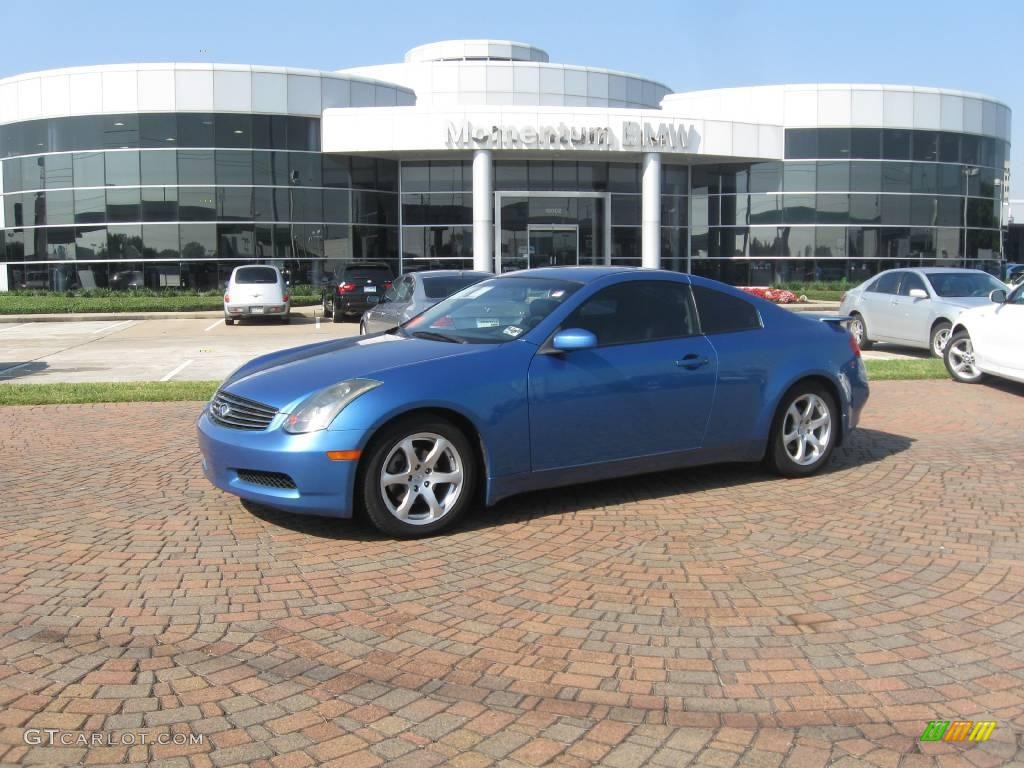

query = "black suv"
[321,262,394,323]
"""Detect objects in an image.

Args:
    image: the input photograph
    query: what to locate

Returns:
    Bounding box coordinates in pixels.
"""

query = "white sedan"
[944,283,1024,385]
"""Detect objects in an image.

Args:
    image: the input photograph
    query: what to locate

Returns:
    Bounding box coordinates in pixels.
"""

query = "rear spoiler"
[814,315,852,326]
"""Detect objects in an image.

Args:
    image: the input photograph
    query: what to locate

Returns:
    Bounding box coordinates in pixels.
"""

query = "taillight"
[224,294,229,303]
[383,281,392,290]
[848,333,861,358]
[336,282,356,294]
[283,293,289,302]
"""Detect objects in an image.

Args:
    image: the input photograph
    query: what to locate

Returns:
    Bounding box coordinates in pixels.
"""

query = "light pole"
[962,166,980,267]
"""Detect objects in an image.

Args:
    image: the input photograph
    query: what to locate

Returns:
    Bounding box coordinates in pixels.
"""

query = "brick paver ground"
[1,380,1022,767]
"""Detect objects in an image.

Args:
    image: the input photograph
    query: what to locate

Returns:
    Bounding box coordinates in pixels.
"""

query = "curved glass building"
[0,40,1010,292]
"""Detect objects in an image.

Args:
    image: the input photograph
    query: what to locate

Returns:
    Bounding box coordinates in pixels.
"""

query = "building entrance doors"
[527,225,578,268]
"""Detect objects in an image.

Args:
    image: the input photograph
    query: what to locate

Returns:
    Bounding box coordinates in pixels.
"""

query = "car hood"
[222,333,490,411]
[934,296,994,311]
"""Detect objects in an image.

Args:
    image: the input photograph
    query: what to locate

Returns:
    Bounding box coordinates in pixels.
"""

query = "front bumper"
[197,408,363,518]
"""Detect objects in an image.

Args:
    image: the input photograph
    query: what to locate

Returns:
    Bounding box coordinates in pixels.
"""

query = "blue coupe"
[198,268,869,537]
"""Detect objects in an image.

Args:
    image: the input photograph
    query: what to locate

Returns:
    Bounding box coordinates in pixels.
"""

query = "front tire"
[930,321,951,357]
[848,313,873,351]
[360,416,477,538]
[944,330,986,384]
[766,384,837,477]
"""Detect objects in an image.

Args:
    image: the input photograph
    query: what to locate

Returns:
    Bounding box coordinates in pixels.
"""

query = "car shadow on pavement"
[241,427,914,540]
[0,361,48,381]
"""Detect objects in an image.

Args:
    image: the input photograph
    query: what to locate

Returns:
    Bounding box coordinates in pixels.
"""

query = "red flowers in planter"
[738,287,803,304]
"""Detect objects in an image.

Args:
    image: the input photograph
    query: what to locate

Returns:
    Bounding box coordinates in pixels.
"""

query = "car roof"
[231,264,279,274]
[879,267,993,275]
[496,266,641,283]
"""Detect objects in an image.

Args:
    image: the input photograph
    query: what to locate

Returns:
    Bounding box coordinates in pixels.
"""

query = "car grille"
[209,390,278,431]
[236,469,296,489]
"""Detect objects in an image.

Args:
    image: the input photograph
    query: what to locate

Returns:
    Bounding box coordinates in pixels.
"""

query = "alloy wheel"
[931,326,951,356]
[849,317,865,345]
[947,337,981,380]
[781,394,832,467]
[379,432,465,525]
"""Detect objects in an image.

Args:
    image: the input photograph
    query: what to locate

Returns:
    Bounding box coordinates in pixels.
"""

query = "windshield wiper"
[410,330,465,344]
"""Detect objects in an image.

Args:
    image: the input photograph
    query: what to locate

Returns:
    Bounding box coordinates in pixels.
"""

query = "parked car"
[198,267,869,538]
[944,282,1024,385]
[223,265,290,325]
[1004,263,1024,286]
[840,268,1008,356]
[359,270,492,335]
[321,262,394,323]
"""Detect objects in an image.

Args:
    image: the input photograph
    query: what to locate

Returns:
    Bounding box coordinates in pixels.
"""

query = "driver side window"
[562,281,698,347]
[898,273,926,296]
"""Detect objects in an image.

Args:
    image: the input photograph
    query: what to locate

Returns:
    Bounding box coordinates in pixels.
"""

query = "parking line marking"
[204,320,222,332]
[315,316,320,330]
[160,359,194,381]
[90,319,134,335]
[0,324,25,334]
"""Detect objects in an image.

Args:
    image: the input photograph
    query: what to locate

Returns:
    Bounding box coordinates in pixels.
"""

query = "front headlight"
[283,379,381,434]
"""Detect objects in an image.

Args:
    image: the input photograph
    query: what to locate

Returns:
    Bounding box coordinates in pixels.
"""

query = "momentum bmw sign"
[446,120,700,152]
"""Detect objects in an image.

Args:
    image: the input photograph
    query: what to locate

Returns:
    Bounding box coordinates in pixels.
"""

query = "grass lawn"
[0,380,219,406]
[0,360,949,406]
[863,358,947,380]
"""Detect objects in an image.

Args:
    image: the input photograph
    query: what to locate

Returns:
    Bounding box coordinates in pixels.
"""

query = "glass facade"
[1,113,399,291]
[688,128,1007,284]
[0,116,1006,291]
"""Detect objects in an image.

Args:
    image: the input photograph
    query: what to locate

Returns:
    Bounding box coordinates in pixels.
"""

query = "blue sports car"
[198,268,869,537]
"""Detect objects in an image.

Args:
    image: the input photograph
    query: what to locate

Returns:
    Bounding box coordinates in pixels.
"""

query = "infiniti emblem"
[218,403,231,418]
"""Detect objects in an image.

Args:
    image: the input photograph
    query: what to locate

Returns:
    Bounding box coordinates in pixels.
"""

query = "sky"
[1,0,1020,190]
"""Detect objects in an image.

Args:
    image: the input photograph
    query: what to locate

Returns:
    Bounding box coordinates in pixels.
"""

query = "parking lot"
[1,379,1021,766]
[0,315,923,384]
[0,314,357,383]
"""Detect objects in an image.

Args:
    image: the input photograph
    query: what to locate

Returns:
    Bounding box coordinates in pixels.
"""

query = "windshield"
[234,267,278,284]
[926,272,1005,298]
[401,277,580,344]
[422,275,486,300]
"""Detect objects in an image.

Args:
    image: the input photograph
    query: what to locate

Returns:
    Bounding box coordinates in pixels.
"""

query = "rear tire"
[280,313,290,324]
[360,416,477,538]
[766,383,837,477]
[224,315,235,326]
[943,330,986,384]
[332,300,344,323]
[322,294,333,318]
[848,313,872,351]
[929,321,951,357]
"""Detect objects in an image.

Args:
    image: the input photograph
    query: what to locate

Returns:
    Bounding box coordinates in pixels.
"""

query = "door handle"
[676,354,709,370]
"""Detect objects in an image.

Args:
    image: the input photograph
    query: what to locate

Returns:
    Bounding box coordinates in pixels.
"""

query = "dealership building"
[0,39,1012,292]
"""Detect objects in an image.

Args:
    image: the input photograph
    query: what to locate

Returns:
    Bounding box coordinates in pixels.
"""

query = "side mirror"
[551,328,597,352]
[908,288,928,299]
[990,288,1007,304]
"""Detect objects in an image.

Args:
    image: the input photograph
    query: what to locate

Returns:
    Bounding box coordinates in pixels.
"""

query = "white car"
[224,265,290,325]
[944,283,1024,385]
[839,268,1008,357]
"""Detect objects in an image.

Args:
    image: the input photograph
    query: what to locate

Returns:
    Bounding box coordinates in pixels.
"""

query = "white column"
[641,152,662,269]
[472,149,493,272]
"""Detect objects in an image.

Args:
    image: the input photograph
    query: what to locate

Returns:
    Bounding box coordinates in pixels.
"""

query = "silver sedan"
[839,267,1007,356]
[359,270,492,335]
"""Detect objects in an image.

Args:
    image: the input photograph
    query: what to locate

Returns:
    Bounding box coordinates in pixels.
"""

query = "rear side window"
[868,272,901,294]
[422,276,484,300]
[234,267,278,284]
[692,285,762,334]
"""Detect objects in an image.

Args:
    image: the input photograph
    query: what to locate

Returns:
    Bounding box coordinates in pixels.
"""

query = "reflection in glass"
[141,151,177,185]
[142,187,178,222]
[106,188,141,222]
